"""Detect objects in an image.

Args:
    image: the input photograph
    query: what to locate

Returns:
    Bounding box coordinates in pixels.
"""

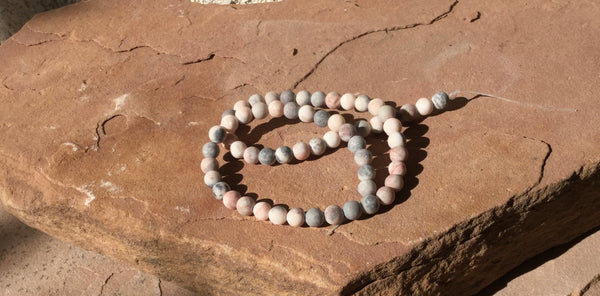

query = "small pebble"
[220,114,239,132]
[383,118,402,136]
[309,138,327,156]
[338,123,357,142]
[269,206,288,225]
[248,94,265,106]
[286,208,305,227]
[292,142,311,161]
[325,92,341,109]
[223,190,241,210]
[313,110,330,127]
[324,205,345,225]
[208,125,226,143]
[258,148,276,165]
[201,158,218,173]
[369,116,384,133]
[415,97,434,116]
[358,180,377,196]
[243,146,260,164]
[399,104,419,122]
[389,146,408,162]
[432,91,450,110]
[252,102,268,120]
[354,149,372,166]
[211,182,230,200]
[343,200,362,220]
[385,174,404,191]
[268,100,284,118]
[361,195,380,215]
[283,102,300,120]
[202,142,220,158]
[298,105,315,123]
[310,91,326,107]
[230,141,247,159]
[280,90,296,104]
[348,135,367,153]
[253,201,271,221]
[323,131,341,148]
[358,164,376,181]
[221,133,238,150]
[305,208,325,227]
[295,90,311,106]
[387,132,406,148]
[388,161,407,176]
[340,93,356,110]
[235,106,253,124]
[275,146,293,164]
[354,94,370,112]
[377,105,397,122]
[265,91,279,104]
[237,196,256,216]
[233,100,250,111]
[355,120,372,137]
[376,186,396,206]
[204,170,221,187]
[327,114,345,132]
[368,98,384,115]
[222,109,235,118]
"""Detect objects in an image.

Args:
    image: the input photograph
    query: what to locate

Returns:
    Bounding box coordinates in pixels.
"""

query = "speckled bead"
[415,97,434,116]
[211,182,230,200]
[399,104,419,122]
[305,208,325,227]
[298,105,315,123]
[235,106,253,124]
[201,158,218,173]
[355,120,372,137]
[283,102,300,120]
[387,132,406,148]
[432,91,450,110]
[204,170,221,187]
[358,180,377,196]
[248,94,265,106]
[327,114,345,132]
[233,100,250,111]
[292,142,311,161]
[268,100,284,118]
[376,186,396,206]
[323,131,341,148]
[237,196,256,216]
[310,91,326,107]
[383,118,402,136]
[280,90,296,104]
[313,109,330,127]
[377,105,396,122]
[348,136,367,153]
[223,190,241,210]
[286,207,305,227]
[354,149,372,166]
[220,114,239,132]
[222,109,235,118]
[324,205,345,225]
[309,138,327,156]
[343,200,362,220]
[208,125,226,143]
[389,146,408,162]
[388,161,407,176]
[385,174,404,191]
[253,201,271,221]
[251,102,268,120]
[202,142,220,158]
[230,141,247,159]
[243,146,260,164]
[338,123,357,142]
[361,195,380,215]
[369,116,383,133]
[354,94,370,112]
[269,206,288,225]
[258,148,276,165]
[325,92,341,109]
[358,164,376,181]
[265,91,279,104]
[340,93,356,110]
[275,146,293,164]
[296,90,311,106]
[368,98,384,115]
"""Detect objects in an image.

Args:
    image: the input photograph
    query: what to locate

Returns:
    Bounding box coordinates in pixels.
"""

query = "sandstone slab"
[1,0,599,295]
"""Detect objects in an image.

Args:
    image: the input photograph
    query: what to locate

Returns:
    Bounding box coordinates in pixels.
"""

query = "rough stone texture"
[573,275,600,296]
[0,0,599,295]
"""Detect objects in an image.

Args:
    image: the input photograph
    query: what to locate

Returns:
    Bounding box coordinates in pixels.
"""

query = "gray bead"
[432,91,450,110]
[275,146,293,164]
[222,109,235,118]
[309,138,327,156]
[248,94,264,106]
[258,148,276,165]
[296,90,311,106]
[343,200,362,220]
[311,91,326,107]
[324,205,345,225]
[208,126,226,143]
[361,195,380,215]
[313,110,330,127]
[212,182,230,200]
[283,102,300,119]
[202,142,220,158]
[355,119,372,137]
[280,90,296,104]
[354,149,372,166]
[347,135,366,153]
[305,208,325,227]
[358,164,376,181]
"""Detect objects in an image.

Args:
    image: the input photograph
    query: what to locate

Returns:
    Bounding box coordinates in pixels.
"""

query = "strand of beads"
[202,90,450,227]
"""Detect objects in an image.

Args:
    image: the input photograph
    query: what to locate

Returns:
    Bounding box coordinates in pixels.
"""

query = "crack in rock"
[98,272,114,296]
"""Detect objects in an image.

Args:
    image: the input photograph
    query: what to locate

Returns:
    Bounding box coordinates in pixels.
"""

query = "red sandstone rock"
[1,0,600,295]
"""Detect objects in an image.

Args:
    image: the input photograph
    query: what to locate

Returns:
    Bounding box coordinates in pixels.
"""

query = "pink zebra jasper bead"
[201,158,218,173]
[400,104,419,122]
[292,142,311,161]
[389,146,408,162]
[237,196,256,216]
[286,208,305,227]
[223,190,241,210]
[385,175,404,191]
[388,161,407,176]
[376,186,396,206]
[243,146,260,164]
[325,92,341,109]
[253,201,271,221]
[338,123,357,142]
[324,205,345,225]
[268,100,284,118]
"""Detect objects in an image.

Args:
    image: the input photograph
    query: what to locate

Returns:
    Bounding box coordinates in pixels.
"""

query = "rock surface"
[0,0,599,295]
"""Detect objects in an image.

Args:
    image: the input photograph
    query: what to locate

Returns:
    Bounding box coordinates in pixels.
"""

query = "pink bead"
[223,190,241,210]
[221,133,238,150]
[268,100,284,118]
[243,146,260,164]
[389,146,408,162]
[292,142,311,161]
[385,175,404,191]
[338,123,357,142]
[201,158,218,173]
[236,196,255,216]
[400,104,419,122]
[325,92,341,109]
[253,201,271,221]
[388,161,407,176]
[376,186,396,206]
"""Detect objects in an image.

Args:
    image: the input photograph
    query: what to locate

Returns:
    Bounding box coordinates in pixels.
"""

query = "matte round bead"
[292,142,311,161]
[235,106,253,124]
[310,91,326,107]
[258,148,276,165]
[415,97,434,116]
[220,114,239,132]
[251,102,268,120]
[368,98,384,115]
[230,141,247,159]
[223,190,241,210]
[358,180,377,196]
[377,105,396,122]
[211,181,230,200]
[383,118,402,136]
[248,94,265,106]
[280,90,296,104]
[324,205,345,225]
[376,186,396,206]
[208,125,226,143]
[221,133,238,150]
[268,100,284,118]
[354,94,370,112]
[265,91,279,104]
[309,138,327,156]
[369,116,383,133]
[286,207,305,227]
[201,158,218,173]
[327,114,345,132]
[388,161,407,176]
[313,110,330,127]
[296,90,311,106]
[204,170,221,187]
[325,92,341,109]
[432,91,450,110]
[389,146,408,162]
[269,206,288,225]
[348,136,367,153]
[298,105,315,123]
[305,208,325,227]
[399,104,419,122]
[355,120,372,137]
[202,142,220,158]
[323,131,341,148]
[358,164,376,181]
[275,146,293,164]
[237,196,256,216]
[361,195,380,215]
[387,132,407,148]
[385,174,404,191]
[283,102,300,120]
[243,146,260,164]
[233,100,250,111]
[343,200,362,220]
[253,201,271,221]
[354,149,372,166]
[222,109,235,118]
[340,93,356,110]
[338,123,357,142]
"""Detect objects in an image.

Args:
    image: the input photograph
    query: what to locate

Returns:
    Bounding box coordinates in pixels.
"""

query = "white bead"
[268,100,284,118]
[323,131,341,148]
[286,208,305,227]
[383,118,402,136]
[387,132,406,148]
[253,201,271,221]
[327,114,345,132]
[340,93,356,110]
[265,91,279,104]
[370,116,383,133]
[296,90,311,106]
[251,102,268,119]
[377,105,396,122]
[248,94,265,106]
[354,95,370,112]
[235,107,253,124]
[269,206,287,225]
[298,105,315,123]
[203,170,221,187]
[233,100,249,111]
[220,114,239,132]
[368,98,384,115]
[415,97,434,116]
[230,141,247,159]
